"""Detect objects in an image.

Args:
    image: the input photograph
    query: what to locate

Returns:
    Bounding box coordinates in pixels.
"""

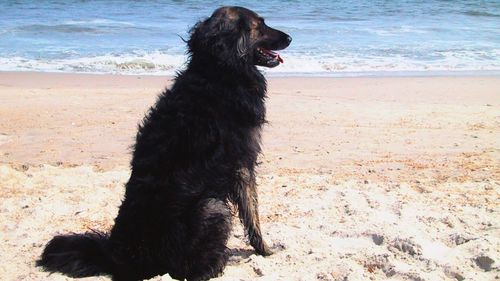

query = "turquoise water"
[0,0,499,75]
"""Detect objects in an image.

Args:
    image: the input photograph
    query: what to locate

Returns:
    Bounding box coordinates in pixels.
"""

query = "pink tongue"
[263,49,284,63]
[277,54,283,63]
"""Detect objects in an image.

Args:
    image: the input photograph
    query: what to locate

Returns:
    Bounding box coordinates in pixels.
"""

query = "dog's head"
[188,7,292,69]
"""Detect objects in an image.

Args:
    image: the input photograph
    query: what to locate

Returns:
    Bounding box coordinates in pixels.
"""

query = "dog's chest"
[222,125,262,165]
[219,84,266,125]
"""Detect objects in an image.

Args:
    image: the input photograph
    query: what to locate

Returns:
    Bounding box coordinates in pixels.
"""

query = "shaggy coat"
[37,6,291,281]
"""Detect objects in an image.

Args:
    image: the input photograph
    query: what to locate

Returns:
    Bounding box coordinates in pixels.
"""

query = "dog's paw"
[254,242,273,256]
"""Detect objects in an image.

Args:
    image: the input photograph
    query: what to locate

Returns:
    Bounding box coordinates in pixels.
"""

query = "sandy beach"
[0,72,498,280]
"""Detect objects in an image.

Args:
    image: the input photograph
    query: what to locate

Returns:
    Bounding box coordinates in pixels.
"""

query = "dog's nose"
[286,35,292,45]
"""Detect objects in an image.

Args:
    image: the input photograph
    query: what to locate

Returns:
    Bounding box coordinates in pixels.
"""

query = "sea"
[0,0,499,76]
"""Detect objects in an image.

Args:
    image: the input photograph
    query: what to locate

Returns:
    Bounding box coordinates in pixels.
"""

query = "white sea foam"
[0,52,187,75]
[63,19,135,26]
[0,50,498,76]
[266,50,500,75]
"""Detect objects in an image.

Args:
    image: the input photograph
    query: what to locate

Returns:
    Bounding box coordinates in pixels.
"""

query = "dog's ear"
[236,22,250,59]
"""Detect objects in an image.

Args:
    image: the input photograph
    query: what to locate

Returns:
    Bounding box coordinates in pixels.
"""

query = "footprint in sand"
[0,134,12,146]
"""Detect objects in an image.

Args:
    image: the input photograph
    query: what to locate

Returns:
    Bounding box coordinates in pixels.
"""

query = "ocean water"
[0,0,499,76]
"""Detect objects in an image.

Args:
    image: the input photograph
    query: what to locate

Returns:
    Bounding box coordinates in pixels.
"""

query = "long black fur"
[37,6,291,281]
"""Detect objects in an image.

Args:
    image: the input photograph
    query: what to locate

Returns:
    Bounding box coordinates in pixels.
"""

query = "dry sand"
[0,72,498,280]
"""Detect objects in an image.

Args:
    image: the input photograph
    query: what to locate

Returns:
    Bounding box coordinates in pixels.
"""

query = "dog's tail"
[36,231,115,278]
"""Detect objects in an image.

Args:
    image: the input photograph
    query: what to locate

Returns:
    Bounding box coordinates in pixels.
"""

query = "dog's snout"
[286,35,292,45]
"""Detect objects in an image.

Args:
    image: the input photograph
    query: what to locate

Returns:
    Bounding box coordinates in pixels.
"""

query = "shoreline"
[0,70,499,91]
[1,69,500,81]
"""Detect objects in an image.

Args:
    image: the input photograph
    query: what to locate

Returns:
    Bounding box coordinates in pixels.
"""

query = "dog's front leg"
[237,168,272,256]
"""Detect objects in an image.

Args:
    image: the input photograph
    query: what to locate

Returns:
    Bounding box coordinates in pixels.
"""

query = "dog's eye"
[256,18,266,31]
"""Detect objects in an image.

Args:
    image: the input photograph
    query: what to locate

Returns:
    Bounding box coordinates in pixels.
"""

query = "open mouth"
[255,47,284,68]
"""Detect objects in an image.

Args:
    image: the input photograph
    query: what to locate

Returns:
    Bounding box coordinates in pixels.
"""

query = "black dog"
[37,6,291,281]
